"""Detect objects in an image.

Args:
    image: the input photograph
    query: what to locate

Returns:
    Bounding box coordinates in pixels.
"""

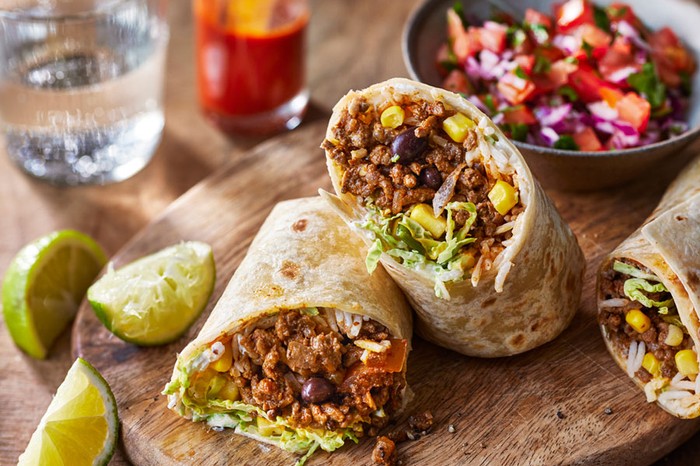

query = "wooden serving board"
[73,120,700,465]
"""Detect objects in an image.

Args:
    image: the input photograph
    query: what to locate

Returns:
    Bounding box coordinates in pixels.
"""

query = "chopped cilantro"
[533,55,551,74]
[564,56,579,65]
[508,26,527,49]
[628,63,667,109]
[557,85,579,102]
[581,40,594,60]
[390,154,400,163]
[553,135,579,150]
[680,71,693,96]
[528,23,549,44]
[507,123,529,141]
[593,5,611,32]
[606,5,629,20]
[452,1,467,27]
[514,66,528,80]
[483,94,497,113]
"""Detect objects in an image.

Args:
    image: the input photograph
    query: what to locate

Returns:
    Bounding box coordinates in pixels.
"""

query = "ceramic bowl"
[403,0,700,190]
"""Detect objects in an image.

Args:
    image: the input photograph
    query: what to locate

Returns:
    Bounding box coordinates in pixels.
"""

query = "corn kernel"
[488,180,519,216]
[625,309,651,334]
[380,105,405,129]
[410,203,447,238]
[442,113,476,143]
[642,352,660,376]
[675,349,699,376]
[211,342,233,373]
[665,324,684,347]
[456,251,476,271]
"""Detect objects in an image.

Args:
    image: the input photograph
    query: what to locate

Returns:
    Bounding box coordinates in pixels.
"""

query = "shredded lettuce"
[366,239,383,274]
[623,278,674,314]
[613,260,661,282]
[613,260,675,314]
[358,202,479,298]
[163,358,358,466]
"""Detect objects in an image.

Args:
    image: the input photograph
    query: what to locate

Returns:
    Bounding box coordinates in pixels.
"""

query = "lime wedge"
[87,241,215,346]
[2,230,107,359]
[18,357,118,466]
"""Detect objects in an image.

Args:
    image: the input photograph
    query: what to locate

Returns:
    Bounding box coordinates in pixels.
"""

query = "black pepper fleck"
[556,410,566,419]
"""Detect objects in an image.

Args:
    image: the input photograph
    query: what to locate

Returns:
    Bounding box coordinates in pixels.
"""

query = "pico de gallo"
[437,0,696,151]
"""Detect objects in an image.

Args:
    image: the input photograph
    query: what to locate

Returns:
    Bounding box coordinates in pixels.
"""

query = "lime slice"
[87,241,215,346]
[2,230,107,359]
[18,357,118,466]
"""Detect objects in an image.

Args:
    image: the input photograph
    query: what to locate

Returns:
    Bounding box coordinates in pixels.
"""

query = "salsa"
[437,0,696,151]
[194,0,307,127]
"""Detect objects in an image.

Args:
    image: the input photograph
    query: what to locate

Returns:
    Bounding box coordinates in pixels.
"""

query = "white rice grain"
[695,375,700,395]
[670,380,696,392]
[494,222,515,235]
[599,298,630,308]
[659,390,693,402]
[627,340,639,377]
[494,261,513,293]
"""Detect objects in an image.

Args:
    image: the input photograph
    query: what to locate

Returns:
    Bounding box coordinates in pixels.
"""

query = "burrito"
[320,78,584,357]
[164,197,413,460]
[597,157,700,418]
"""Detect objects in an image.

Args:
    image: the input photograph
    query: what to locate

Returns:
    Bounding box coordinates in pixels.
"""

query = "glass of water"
[0,0,169,185]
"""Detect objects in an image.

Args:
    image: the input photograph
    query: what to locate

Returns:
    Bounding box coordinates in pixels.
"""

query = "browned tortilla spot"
[509,333,526,348]
[279,260,301,280]
[292,219,308,232]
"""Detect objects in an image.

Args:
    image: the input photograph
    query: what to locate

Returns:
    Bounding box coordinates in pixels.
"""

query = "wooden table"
[0,1,697,464]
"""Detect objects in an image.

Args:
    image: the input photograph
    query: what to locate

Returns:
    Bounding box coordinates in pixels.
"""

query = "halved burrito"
[163,197,412,461]
[598,158,700,418]
[321,78,584,357]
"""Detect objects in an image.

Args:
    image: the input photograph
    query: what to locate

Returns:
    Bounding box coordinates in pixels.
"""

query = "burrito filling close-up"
[322,93,524,299]
[165,307,408,459]
[599,259,699,404]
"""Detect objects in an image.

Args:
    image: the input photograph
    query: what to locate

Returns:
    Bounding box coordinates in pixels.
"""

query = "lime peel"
[2,230,107,359]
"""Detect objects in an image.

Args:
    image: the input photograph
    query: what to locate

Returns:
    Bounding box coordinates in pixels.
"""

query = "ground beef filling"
[227,309,405,434]
[322,95,523,246]
[599,260,692,381]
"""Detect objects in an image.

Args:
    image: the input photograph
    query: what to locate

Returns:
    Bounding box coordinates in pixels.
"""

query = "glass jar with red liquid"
[193,0,309,136]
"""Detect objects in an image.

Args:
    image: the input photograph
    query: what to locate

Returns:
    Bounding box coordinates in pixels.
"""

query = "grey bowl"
[403,0,700,191]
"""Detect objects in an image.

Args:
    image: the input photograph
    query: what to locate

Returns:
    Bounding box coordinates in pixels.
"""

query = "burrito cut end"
[164,197,414,459]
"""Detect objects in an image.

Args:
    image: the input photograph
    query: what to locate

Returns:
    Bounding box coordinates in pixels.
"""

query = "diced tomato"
[572,127,603,151]
[364,339,408,373]
[514,55,536,75]
[533,45,565,64]
[577,24,611,49]
[447,9,480,63]
[502,105,537,125]
[548,59,578,87]
[525,8,552,29]
[554,0,595,32]
[497,72,536,105]
[442,69,474,95]
[598,37,639,82]
[479,21,508,54]
[567,65,616,103]
[648,27,696,87]
[616,92,651,132]
[606,3,639,28]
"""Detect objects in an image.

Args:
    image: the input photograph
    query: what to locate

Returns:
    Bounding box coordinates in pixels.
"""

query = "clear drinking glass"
[0,0,169,185]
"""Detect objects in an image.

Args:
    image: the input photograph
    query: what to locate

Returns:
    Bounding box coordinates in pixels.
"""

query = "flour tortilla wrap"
[321,78,584,357]
[164,197,412,458]
[598,156,700,419]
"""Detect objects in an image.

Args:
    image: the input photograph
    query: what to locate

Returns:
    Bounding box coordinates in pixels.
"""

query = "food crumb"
[408,411,434,433]
[556,410,566,420]
[372,436,397,466]
[448,424,456,433]
[480,442,487,449]
[604,407,613,415]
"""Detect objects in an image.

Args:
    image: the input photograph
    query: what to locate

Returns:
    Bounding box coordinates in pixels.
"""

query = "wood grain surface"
[3,0,700,464]
[72,121,700,465]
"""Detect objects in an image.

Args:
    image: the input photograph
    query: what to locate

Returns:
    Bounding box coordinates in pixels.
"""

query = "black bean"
[301,377,335,404]
[419,166,442,190]
[391,128,428,165]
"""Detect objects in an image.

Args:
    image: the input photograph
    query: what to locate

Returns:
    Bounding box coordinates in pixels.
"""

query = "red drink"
[194,0,309,135]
